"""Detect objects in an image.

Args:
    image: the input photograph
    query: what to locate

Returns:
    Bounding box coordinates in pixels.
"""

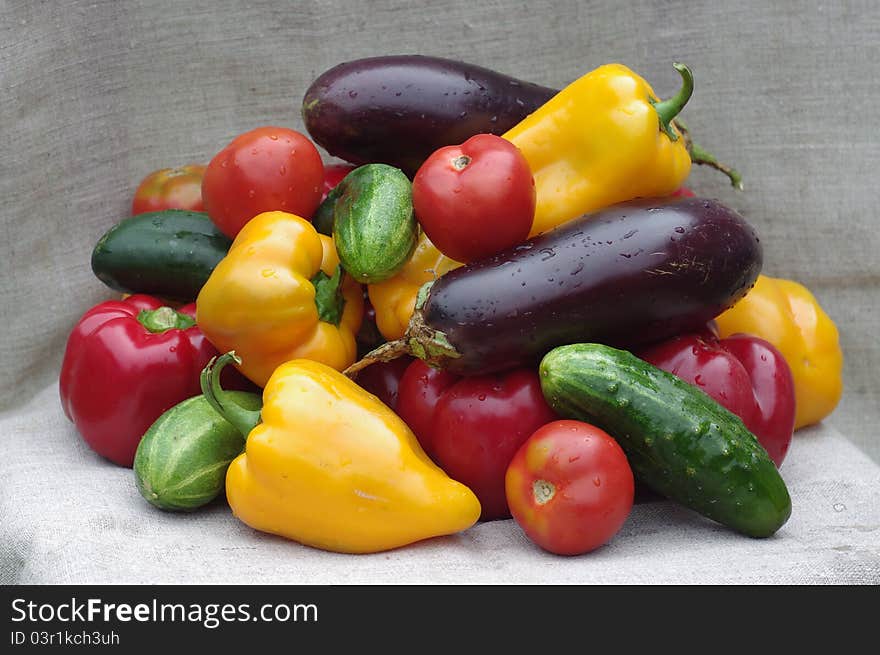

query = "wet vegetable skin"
[421,197,763,375]
[302,55,557,177]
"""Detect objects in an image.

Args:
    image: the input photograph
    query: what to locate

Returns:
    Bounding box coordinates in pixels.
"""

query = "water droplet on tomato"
[477,394,486,401]
[279,165,287,175]
[593,477,601,487]
[269,134,278,140]
[248,189,255,198]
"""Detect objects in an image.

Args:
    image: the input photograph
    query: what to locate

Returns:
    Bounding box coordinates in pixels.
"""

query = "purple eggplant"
[302,55,557,177]
[346,197,762,377]
[303,56,742,187]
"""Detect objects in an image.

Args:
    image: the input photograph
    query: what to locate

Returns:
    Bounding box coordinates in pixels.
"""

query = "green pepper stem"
[137,306,196,333]
[651,62,694,142]
[312,264,346,326]
[200,352,261,437]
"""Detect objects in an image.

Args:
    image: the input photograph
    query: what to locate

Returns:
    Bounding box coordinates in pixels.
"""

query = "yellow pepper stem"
[200,352,262,436]
[650,62,693,142]
[311,264,346,326]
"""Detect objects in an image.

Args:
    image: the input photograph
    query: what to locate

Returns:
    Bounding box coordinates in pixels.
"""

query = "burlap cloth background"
[1,1,877,584]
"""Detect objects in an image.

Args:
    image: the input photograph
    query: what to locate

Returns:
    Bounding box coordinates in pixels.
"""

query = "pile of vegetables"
[61,55,844,556]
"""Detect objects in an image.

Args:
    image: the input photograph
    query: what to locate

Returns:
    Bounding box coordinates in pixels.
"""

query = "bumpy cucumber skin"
[331,164,418,284]
[133,392,261,512]
[539,343,792,538]
[91,209,232,302]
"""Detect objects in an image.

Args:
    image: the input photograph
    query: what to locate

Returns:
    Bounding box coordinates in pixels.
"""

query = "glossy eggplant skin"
[422,197,763,376]
[302,55,557,177]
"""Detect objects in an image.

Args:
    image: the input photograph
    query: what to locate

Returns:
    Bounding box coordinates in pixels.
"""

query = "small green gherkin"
[329,164,418,284]
[134,392,261,512]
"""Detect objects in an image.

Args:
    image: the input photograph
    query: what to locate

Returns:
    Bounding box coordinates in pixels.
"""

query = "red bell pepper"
[60,295,223,467]
[396,359,558,520]
[355,356,413,410]
[636,325,796,467]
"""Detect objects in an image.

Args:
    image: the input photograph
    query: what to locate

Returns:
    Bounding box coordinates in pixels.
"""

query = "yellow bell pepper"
[503,62,693,236]
[714,274,843,430]
[201,353,481,553]
[196,211,363,388]
[368,231,461,341]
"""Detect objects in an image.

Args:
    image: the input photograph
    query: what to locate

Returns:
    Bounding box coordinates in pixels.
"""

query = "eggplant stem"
[343,339,411,379]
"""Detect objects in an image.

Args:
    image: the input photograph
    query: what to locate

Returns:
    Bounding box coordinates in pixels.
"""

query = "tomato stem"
[532,479,556,505]
[452,155,471,171]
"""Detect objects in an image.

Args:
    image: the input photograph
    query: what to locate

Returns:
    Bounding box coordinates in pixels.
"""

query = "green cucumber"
[91,209,232,302]
[312,184,341,236]
[133,391,261,512]
[329,163,418,284]
[539,343,791,538]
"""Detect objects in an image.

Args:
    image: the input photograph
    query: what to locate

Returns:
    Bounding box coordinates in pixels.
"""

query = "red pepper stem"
[200,351,261,437]
[651,62,694,142]
[137,306,196,333]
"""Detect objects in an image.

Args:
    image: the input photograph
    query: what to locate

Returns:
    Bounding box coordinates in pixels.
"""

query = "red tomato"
[505,420,634,555]
[131,164,206,215]
[411,133,535,263]
[396,359,557,520]
[322,163,356,201]
[201,126,324,238]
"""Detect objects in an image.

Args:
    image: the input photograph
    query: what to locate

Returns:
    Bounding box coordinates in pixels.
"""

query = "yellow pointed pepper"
[714,274,843,430]
[503,62,694,236]
[368,230,461,341]
[201,353,481,553]
[196,211,363,387]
